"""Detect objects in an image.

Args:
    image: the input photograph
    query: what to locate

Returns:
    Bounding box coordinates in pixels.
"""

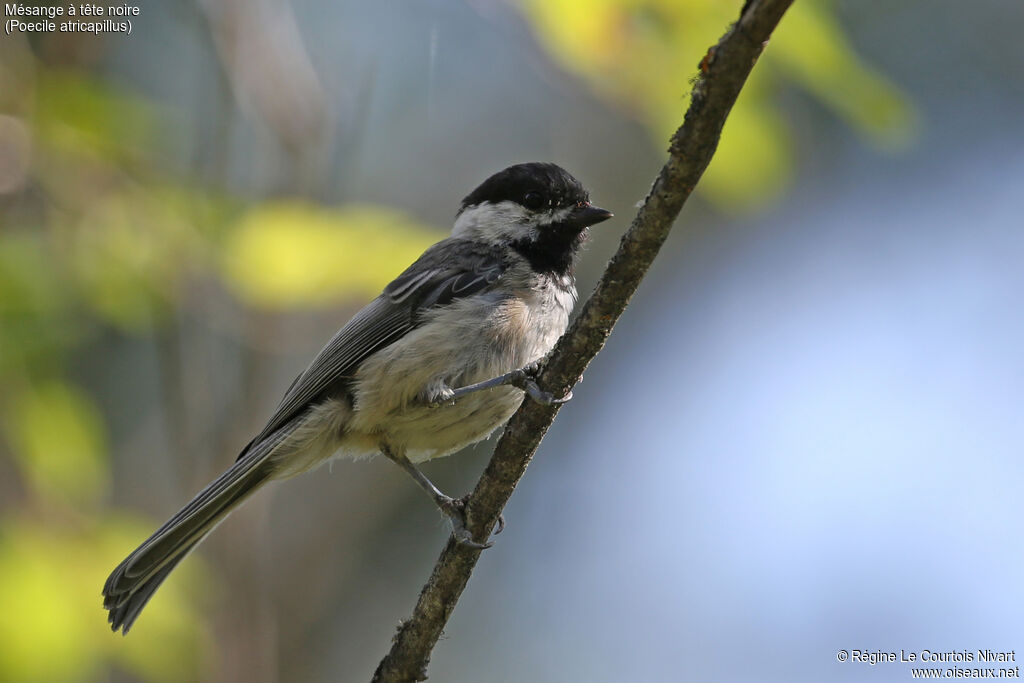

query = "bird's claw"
[438,497,502,549]
[510,367,572,405]
[426,384,456,408]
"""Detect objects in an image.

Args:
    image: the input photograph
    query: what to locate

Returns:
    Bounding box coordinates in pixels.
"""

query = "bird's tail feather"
[103,429,292,634]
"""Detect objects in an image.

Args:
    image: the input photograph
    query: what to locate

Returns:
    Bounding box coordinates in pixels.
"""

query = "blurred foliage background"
[1,0,1021,681]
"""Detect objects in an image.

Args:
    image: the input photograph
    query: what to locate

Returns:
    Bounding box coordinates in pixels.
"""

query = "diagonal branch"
[371,0,795,680]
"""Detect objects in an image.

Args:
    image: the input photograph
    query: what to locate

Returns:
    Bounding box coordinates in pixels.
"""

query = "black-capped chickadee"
[102,162,613,633]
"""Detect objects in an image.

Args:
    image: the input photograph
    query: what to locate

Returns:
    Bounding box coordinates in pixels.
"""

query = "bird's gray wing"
[237,239,506,460]
[385,242,506,309]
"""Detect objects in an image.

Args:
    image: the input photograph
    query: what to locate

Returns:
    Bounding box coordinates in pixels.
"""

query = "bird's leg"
[380,444,495,549]
[433,361,572,407]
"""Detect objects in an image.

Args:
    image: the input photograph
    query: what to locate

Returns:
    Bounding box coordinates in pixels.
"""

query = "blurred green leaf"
[67,207,169,331]
[67,186,213,332]
[771,1,917,146]
[0,516,204,683]
[0,234,84,375]
[221,201,444,309]
[700,82,792,206]
[4,381,108,507]
[0,522,101,683]
[33,69,159,167]
[0,235,66,318]
[521,0,915,210]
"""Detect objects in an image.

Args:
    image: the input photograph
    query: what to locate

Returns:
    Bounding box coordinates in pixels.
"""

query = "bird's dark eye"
[522,191,547,211]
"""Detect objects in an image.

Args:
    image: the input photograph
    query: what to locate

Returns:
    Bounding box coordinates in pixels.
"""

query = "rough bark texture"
[371,0,795,680]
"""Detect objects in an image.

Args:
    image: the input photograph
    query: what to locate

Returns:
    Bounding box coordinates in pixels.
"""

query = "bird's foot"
[426,383,456,408]
[428,363,572,407]
[508,364,572,405]
[437,496,502,549]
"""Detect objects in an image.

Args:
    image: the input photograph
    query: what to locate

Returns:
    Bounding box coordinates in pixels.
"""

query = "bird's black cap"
[459,162,590,214]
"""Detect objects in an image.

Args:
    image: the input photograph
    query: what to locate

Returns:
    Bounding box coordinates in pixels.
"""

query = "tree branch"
[371,0,795,679]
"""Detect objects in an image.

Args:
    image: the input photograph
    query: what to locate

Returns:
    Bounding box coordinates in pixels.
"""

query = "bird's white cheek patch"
[452,201,535,243]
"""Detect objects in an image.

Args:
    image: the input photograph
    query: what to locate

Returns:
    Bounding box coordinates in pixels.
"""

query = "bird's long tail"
[102,429,291,634]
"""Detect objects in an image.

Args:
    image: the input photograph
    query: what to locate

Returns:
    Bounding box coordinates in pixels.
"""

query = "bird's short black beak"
[568,203,614,230]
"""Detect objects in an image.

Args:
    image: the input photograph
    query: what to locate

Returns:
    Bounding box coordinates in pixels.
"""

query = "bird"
[102,162,613,634]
